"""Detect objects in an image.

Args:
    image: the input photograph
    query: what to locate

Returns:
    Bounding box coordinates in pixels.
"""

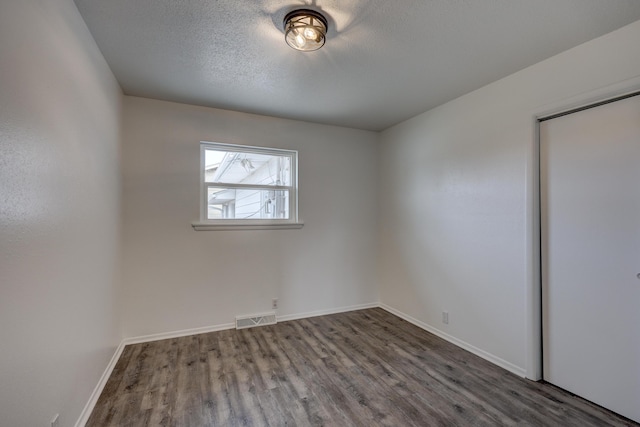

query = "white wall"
[378,20,640,376]
[121,97,378,338]
[0,0,122,425]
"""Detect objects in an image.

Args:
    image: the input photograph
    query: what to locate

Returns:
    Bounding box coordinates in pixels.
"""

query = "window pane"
[205,149,291,186]
[207,187,289,220]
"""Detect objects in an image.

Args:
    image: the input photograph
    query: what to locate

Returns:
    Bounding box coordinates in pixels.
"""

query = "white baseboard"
[379,303,526,378]
[74,341,126,427]
[276,302,379,323]
[123,322,236,345]
[122,302,379,346]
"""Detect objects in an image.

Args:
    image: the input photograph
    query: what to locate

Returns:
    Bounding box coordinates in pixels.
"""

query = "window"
[192,142,302,230]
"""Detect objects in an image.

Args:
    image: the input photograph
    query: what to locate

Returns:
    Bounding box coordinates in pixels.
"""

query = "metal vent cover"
[235,312,277,330]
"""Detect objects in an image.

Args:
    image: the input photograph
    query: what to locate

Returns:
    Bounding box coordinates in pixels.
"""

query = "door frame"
[525,79,640,380]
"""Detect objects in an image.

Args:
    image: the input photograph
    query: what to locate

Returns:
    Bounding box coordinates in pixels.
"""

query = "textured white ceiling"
[74,0,640,131]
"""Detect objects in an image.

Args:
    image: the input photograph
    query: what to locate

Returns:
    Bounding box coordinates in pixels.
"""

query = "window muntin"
[200,142,298,224]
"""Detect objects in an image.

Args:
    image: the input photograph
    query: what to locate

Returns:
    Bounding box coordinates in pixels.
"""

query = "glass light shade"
[284,9,327,52]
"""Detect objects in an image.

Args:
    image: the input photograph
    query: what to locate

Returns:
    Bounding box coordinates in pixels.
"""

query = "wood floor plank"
[87,309,639,427]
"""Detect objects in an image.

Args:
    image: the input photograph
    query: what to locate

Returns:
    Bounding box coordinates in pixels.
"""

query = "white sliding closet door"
[540,93,640,423]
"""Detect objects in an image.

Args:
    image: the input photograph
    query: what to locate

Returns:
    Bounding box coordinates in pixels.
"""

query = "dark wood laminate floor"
[87,308,638,426]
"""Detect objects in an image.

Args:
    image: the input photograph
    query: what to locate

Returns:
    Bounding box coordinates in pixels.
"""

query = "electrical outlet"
[442,311,449,325]
[272,298,278,309]
[51,414,59,427]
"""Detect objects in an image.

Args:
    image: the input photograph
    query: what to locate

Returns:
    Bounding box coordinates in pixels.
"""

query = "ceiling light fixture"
[283,9,327,52]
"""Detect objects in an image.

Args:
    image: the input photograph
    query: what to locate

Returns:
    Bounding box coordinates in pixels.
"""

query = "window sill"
[191,221,304,231]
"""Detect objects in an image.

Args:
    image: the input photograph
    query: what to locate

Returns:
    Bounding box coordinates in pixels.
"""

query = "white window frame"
[192,141,303,231]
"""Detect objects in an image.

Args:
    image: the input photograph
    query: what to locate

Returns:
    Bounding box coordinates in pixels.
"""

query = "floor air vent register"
[235,312,277,330]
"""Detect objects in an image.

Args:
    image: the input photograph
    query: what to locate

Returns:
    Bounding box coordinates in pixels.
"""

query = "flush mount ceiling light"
[283,9,327,52]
